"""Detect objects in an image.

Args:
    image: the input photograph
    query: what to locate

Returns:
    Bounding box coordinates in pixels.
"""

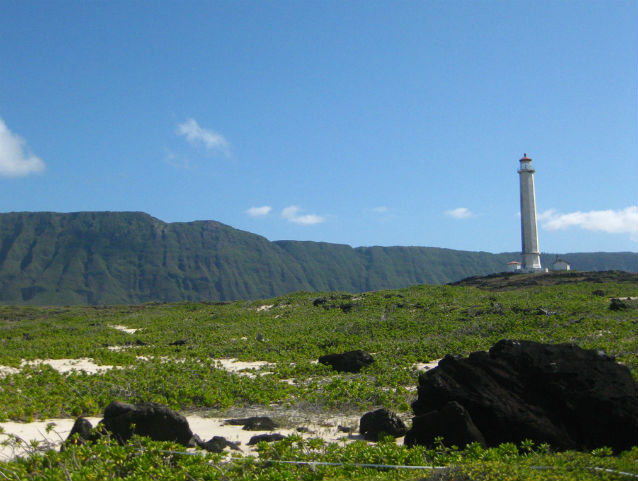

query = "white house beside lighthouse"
[518,154,543,272]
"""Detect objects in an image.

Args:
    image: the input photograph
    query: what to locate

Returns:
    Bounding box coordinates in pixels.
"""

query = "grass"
[2,435,637,480]
[0,272,636,479]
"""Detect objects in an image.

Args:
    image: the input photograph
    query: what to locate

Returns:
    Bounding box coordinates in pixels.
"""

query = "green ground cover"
[0,273,636,479]
[2,435,637,480]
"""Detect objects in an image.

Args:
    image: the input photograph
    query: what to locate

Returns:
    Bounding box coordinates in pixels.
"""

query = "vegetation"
[1,211,636,305]
[0,271,636,420]
[2,435,637,480]
[0,271,636,479]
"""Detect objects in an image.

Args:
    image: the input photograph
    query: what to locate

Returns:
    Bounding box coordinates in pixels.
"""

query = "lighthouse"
[518,154,542,272]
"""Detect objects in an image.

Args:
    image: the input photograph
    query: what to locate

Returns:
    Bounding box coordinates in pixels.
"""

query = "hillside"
[0,211,636,305]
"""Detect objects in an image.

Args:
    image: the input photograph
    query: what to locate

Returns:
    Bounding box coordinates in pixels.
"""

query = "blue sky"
[1,1,636,254]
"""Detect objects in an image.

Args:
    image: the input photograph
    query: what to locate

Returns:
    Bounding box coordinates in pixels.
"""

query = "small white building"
[507,261,522,272]
[551,258,571,271]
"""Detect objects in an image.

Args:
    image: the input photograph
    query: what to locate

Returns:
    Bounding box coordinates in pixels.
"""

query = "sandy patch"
[137,355,180,363]
[0,366,20,378]
[187,416,284,453]
[1,358,118,377]
[413,359,441,371]
[0,411,365,460]
[128,357,273,378]
[213,359,274,376]
[0,417,102,461]
[256,305,273,312]
[21,359,116,374]
[107,345,133,351]
[188,414,361,455]
[110,325,139,334]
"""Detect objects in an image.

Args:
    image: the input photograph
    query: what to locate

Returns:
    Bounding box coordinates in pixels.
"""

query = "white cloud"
[0,117,45,177]
[163,149,191,169]
[371,206,388,213]
[281,205,325,225]
[445,207,474,219]
[246,206,272,217]
[176,118,230,156]
[537,209,556,221]
[539,206,638,234]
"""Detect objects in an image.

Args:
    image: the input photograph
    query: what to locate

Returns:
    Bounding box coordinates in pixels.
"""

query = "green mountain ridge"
[0,211,635,305]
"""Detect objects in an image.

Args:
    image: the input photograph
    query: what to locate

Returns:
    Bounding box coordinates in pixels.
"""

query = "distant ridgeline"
[0,211,636,305]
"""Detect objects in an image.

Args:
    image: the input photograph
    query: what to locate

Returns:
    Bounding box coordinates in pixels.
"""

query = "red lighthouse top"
[520,153,531,162]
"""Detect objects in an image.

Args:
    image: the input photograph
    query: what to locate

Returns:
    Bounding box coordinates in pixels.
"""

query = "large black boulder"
[101,401,195,446]
[359,408,407,441]
[404,401,485,448]
[409,340,638,452]
[318,350,374,373]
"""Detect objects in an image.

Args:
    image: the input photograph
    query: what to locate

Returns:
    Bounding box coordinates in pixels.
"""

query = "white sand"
[128,357,274,378]
[0,417,102,461]
[21,358,116,374]
[213,359,274,375]
[0,366,20,378]
[110,325,139,334]
[0,355,415,460]
[135,355,183,363]
[413,359,441,371]
[5,356,437,379]
[0,413,364,460]
[256,305,273,312]
[2,357,277,378]
[187,415,359,454]
[1,358,117,377]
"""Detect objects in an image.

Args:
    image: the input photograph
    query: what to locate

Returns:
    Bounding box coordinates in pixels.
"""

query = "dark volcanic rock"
[313,297,328,307]
[610,298,629,311]
[247,433,285,445]
[318,350,374,373]
[404,401,485,448]
[360,408,407,441]
[197,436,241,453]
[101,401,194,446]
[62,417,101,450]
[338,303,354,313]
[410,340,638,452]
[225,416,278,431]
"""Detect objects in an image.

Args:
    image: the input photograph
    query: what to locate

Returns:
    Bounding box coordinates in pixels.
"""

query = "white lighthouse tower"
[518,154,542,272]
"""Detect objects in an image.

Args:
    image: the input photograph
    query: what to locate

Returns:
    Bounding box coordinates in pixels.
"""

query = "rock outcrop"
[197,436,241,453]
[359,408,407,441]
[225,416,278,431]
[62,417,101,450]
[407,340,638,452]
[318,350,374,373]
[247,433,286,445]
[101,401,195,446]
[404,401,485,448]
